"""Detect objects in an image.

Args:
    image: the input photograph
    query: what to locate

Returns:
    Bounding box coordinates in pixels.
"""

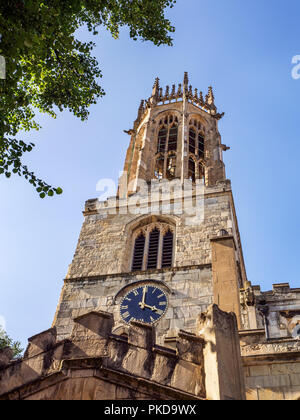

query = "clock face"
[120,285,168,325]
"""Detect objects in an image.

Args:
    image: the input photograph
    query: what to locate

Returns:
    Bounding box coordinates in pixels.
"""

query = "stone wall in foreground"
[0,306,245,401]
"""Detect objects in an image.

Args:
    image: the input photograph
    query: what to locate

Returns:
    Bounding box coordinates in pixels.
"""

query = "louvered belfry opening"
[147,228,160,269]
[162,230,173,268]
[132,233,146,271]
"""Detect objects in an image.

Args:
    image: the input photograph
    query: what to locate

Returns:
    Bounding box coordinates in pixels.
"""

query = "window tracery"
[188,118,206,182]
[154,114,178,180]
[131,222,174,271]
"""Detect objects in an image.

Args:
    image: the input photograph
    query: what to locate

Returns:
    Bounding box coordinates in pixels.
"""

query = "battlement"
[0,305,244,400]
[133,72,224,131]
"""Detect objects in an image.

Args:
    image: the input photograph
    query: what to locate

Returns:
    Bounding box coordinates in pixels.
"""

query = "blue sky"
[1,0,300,349]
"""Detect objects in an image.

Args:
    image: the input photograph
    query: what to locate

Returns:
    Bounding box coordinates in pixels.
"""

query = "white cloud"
[0,315,6,330]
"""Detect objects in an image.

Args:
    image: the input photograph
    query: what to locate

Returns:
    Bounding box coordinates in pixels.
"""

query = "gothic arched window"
[166,154,176,180]
[189,129,196,155]
[168,125,178,151]
[157,128,167,153]
[188,158,196,182]
[155,115,178,179]
[198,133,205,159]
[188,119,205,182]
[131,223,174,271]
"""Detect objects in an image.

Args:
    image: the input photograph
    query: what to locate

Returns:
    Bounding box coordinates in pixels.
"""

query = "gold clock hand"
[138,286,147,310]
[143,303,158,312]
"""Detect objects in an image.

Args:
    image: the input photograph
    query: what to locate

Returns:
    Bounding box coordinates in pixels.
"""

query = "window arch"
[188,118,206,182]
[154,114,178,179]
[188,157,196,182]
[131,223,174,271]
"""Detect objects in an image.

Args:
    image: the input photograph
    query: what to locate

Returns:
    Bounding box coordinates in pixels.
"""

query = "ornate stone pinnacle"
[207,86,215,104]
[151,77,160,99]
[183,72,189,87]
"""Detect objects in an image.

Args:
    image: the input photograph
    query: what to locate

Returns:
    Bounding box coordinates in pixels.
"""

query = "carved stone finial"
[152,77,160,95]
[158,87,163,101]
[183,72,189,87]
[199,91,204,106]
[177,83,182,98]
[194,88,198,101]
[171,84,176,99]
[137,99,145,119]
[207,86,215,105]
[150,77,160,105]
[164,85,170,101]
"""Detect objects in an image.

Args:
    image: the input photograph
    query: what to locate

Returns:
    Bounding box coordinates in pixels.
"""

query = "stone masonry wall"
[54,265,213,345]
[240,332,300,400]
[66,183,236,279]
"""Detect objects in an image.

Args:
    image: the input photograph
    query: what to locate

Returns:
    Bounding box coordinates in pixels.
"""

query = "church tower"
[53,72,250,345]
[3,74,300,401]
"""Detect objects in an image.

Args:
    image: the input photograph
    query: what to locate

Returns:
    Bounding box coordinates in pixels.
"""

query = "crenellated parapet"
[0,305,244,400]
[132,72,224,131]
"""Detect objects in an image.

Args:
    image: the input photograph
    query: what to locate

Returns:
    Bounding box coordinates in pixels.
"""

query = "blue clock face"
[120,285,168,325]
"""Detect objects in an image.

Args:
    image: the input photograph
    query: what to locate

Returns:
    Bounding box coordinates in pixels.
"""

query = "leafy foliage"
[0,0,176,196]
[0,327,23,358]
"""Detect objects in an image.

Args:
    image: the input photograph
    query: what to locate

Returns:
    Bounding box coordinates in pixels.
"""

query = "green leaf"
[0,0,176,198]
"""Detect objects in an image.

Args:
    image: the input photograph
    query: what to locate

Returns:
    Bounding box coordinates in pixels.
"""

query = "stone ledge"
[64,263,212,283]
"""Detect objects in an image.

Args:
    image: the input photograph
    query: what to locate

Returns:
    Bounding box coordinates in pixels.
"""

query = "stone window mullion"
[142,229,150,271]
[157,229,163,269]
[163,123,170,177]
[195,128,199,158]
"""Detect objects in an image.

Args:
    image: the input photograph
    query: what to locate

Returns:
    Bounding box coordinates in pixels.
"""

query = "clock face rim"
[119,285,169,325]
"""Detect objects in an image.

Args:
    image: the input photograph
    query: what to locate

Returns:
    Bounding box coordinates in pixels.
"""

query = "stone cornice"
[64,263,212,283]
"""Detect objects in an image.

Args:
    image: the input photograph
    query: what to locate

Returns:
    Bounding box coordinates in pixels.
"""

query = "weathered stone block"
[128,321,155,350]
[24,328,57,359]
[72,311,113,339]
[176,331,204,364]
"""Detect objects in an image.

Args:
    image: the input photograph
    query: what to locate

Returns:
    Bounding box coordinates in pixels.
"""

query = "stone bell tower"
[52,72,249,345]
[3,73,300,401]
